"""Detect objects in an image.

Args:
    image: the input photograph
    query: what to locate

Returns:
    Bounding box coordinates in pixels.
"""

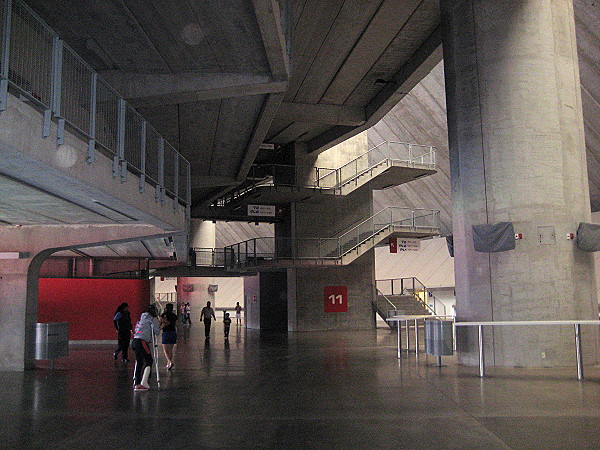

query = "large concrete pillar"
[442,0,597,366]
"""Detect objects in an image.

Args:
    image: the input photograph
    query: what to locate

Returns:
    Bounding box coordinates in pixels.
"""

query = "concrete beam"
[306,26,443,154]
[278,102,366,126]
[236,92,285,181]
[252,0,290,78]
[97,71,288,107]
[190,175,238,189]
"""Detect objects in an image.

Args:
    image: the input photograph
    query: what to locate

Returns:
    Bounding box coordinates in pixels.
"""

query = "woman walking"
[113,302,132,362]
[160,303,178,370]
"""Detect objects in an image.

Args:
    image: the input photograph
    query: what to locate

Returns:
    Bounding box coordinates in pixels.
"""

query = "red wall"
[38,278,151,340]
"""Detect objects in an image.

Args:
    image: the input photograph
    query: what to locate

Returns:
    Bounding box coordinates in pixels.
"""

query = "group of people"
[113,300,243,392]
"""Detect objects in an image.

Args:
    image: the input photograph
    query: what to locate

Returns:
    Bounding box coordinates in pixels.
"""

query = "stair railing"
[315,140,436,190]
[213,141,436,207]
[376,277,447,316]
[224,207,440,269]
[374,288,398,327]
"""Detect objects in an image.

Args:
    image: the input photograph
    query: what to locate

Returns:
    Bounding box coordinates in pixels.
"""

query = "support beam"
[278,102,365,126]
[252,0,290,78]
[236,92,285,181]
[97,71,287,107]
[190,175,238,189]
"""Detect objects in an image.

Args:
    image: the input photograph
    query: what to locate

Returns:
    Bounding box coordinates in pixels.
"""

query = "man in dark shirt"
[200,301,216,339]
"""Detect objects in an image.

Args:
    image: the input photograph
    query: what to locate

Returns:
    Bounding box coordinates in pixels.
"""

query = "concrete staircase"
[379,294,432,316]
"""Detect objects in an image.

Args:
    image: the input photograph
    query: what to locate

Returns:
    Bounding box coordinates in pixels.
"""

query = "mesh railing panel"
[61,46,92,134]
[179,154,190,203]
[124,104,143,172]
[95,77,119,154]
[145,126,161,186]
[163,142,177,196]
[9,1,52,106]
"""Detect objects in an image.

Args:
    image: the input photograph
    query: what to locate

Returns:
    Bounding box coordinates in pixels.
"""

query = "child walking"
[223,312,232,339]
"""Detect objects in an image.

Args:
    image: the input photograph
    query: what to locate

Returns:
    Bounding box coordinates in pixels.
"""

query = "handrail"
[376,277,447,316]
[212,140,437,207]
[336,207,439,257]
[316,140,436,190]
[223,207,440,269]
[374,288,398,318]
[455,320,600,380]
[0,0,191,210]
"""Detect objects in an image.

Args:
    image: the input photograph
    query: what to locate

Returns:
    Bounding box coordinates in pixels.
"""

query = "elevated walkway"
[224,207,440,270]
[0,1,190,237]
[196,141,436,221]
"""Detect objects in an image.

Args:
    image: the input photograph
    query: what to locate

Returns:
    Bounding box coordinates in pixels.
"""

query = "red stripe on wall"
[38,278,151,340]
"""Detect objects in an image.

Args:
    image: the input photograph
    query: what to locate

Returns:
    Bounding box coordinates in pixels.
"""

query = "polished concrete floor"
[3,324,600,448]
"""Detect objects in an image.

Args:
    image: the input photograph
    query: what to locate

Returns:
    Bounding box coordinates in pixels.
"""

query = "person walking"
[184,302,192,325]
[160,303,178,370]
[113,302,132,362]
[131,305,160,391]
[234,302,242,326]
[223,312,232,339]
[200,301,216,339]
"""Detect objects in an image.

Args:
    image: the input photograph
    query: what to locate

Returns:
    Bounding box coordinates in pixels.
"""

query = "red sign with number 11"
[324,286,348,312]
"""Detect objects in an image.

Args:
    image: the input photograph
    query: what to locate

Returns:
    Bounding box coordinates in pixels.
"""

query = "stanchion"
[151,325,160,389]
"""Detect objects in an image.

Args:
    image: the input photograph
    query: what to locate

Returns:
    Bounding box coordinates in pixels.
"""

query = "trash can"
[425,319,453,356]
[35,322,69,360]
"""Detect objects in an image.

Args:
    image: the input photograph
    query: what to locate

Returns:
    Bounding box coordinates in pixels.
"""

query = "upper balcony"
[0,0,190,233]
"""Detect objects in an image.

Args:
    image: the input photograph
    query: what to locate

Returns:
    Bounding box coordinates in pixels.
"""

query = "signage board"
[398,238,420,251]
[324,286,348,312]
[248,204,276,217]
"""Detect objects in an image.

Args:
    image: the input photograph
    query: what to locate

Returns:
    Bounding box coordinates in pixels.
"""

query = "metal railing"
[0,0,191,211]
[315,140,436,189]
[224,207,440,269]
[374,288,399,325]
[454,320,600,380]
[155,293,177,307]
[190,248,227,267]
[213,140,436,207]
[376,277,447,316]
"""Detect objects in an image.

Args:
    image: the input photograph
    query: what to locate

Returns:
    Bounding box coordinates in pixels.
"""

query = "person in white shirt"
[131,305,160,391]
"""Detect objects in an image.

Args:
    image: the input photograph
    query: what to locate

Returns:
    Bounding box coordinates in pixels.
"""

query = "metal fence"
[0,0,191,210]
[224,207,440,269]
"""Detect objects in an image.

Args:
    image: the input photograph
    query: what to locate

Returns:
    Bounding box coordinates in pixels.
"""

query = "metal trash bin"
[35,322,69,360]
[425,319,454,356]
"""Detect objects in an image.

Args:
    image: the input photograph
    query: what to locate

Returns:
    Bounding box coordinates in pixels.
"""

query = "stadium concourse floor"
[3,324,600,449]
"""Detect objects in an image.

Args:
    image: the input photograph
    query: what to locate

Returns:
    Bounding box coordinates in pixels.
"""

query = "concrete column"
[190,219,215,248]
[285,135,376,331]
[442,0,597,366]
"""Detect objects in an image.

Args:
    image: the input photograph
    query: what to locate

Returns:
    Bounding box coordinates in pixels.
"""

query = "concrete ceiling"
[3,0,600,246]
[24,0,442,210]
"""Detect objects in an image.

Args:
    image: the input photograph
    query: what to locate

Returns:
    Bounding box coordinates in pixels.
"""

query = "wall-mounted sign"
[248,204,276,217]
[324,286,348,313]
[398,238,420,251]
